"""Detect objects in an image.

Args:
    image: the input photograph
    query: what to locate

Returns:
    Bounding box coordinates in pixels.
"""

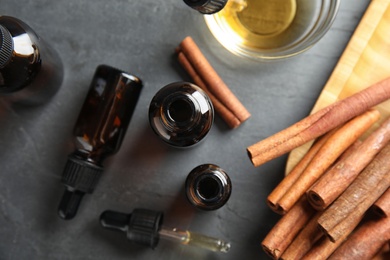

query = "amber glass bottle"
[185,164,232,210]
[58,64,143,220]
[0,16,63,104]
[148,82,214,147]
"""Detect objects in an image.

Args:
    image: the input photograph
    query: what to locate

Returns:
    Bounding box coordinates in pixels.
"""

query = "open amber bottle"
[58,64,143,220]
[148,82,214,148]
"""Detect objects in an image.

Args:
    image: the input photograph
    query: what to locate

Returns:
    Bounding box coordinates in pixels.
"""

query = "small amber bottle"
[185,164,232,210]
[58,65,143,220]
[148,82,214,147]
[0,16,63,104]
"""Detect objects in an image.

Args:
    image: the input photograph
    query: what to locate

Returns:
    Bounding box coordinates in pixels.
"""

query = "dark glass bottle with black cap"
[183,0,228,14]
[0,16,63,105]
[149,82,214,148]
[58,64,143,220]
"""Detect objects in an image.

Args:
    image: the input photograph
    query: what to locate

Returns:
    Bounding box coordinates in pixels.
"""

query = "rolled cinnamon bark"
[178,36,251,124]
[371,188,390,218]
[307,116,390,210]
[247,77,390,167]
[372,243,390,260]
[300,231,349,260]
[280,212,322,260]
[267,130,336,214]
[262,197,316,259]
[177,52,241,129]
[276,109,380,214]
[329,216,390,260]
[318,142,390,242]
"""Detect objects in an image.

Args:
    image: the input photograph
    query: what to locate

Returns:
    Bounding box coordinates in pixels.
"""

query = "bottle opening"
[197,176,221,200]
[168,99,193,123]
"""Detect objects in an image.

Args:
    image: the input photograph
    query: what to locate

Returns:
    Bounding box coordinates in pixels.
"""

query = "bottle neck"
[72,149,104,166]
[149,82,214,148]
[185,164,232,210]
[160,92,202,132]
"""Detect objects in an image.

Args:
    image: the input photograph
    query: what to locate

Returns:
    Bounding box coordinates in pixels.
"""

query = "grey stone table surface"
[0,1,370,259]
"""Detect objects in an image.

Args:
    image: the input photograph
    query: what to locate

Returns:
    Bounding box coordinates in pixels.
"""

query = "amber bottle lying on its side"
[58,64,143,220]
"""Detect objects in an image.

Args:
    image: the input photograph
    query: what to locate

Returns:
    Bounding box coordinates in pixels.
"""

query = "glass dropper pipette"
[100,208,231,253]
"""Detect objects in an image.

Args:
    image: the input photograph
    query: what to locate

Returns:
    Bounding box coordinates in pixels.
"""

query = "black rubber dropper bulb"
[58,190,85,220]
[57,65,143,220]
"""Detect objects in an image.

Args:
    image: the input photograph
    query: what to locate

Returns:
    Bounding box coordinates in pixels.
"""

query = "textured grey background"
[0,1,370,259]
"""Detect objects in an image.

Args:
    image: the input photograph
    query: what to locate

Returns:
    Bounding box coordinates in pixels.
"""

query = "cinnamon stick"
[261,197,316,259]
[300,231,349,260]
[371,188,390,218]
[177,52,241,129]
[247,77,390,167]
[372,243,390,260]
[267,130,335,214]
[300,211,365,260]
[329,216,390,260]
[318,142,390,242]
[307,116,390,210]
[178,36,251,124]
[276,109,380,214]
[280,212,323,260]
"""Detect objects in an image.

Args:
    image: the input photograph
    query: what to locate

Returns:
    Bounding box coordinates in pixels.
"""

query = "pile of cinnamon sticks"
[254,78,390,259]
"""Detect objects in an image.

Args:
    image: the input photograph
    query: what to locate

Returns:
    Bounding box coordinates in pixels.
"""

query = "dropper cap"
[58,190,85,220]
[100,209,163,248]
[58,155,103,220]
[183,0,228,14]
[0,25,13,68]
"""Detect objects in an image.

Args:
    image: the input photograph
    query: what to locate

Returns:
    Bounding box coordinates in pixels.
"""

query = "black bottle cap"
[183,0,228,14]
[58,155,103,220]
[100,209,163,249]
[0,25,13,68]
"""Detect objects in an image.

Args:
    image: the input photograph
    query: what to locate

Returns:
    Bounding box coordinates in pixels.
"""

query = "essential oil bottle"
[185,164,232,210]
[58,64,143,220]
[148,82,214,148]
[0,16,63,105]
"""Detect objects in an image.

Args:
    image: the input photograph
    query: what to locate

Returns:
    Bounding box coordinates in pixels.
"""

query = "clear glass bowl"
[204,0,340,60]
